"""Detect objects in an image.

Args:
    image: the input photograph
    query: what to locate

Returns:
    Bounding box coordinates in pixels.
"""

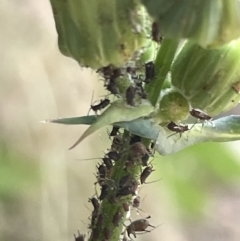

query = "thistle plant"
[47,0,240,240]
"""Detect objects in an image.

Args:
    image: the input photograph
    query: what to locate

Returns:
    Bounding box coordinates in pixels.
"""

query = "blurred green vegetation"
[155,142,240,217]
[0,141,40,203]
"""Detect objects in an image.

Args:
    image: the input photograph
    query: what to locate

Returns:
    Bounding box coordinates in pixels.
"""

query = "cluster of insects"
[73,21,216,241]
[74,129,157,241]
[94,60,156,112]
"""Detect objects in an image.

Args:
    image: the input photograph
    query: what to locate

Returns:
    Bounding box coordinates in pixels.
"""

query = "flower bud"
[171,39,240,116]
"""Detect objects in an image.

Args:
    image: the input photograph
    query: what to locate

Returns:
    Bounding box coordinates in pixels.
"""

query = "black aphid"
[107,150,121,161]
[126,85,136,106]
[90,98,110,114]
[99,184,109,201]
[151,21,163,43]
[102,157,113,170]
[167,121,189,138]
[74,231,86,241]
[129,142,148,161]
[144,61,155,84]
[190,108,212,121]
[88,197,100,212]
[132,196,140,208]
[117,180,138,197]
[113,211,124,227]
[104,227,112,240]
[109,126,120,137]
[140,166,155,184]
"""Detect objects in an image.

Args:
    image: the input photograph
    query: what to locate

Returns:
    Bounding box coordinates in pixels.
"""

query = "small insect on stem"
[90,98,110,115]
[109,126,120,137]
[140,166,155,184]
[88,197,100,213]
[106,150,121,161]
[117,179,139,198]
[126,216,155,238]
[129,142,148,162]
[74,231,86,241]
[151,21,163,43]
[102,157,113,171]
[113,211,124,227]
[104,227,112,241]
[167,121,189,139]
[144,61,155,84]
[126,85,136,106]
[190,108,214,129]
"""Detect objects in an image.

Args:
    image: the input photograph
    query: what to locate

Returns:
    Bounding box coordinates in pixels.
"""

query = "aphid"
[97,164,107,180]
[129,142,148,161]
[122,202,130,212]
[141,153,150,166]
[151,21,163,43]
[117,180,138,197]
[144,61,155,84]
[190,108,212,121]
[129,135,141,145]
[140,166,155,184]
[97,65,114,79]
[93,214,104,240]
[74,231,86,241]
[99,184,109,201]
[107,150,121,161]
[104,227,112,240]
[126,85,136,106]
[88,197,100,212]
[167,121,189,138]
[126,216,155,238]
[106,81,119,95]
[90,98,110,114]
[119,174,133,188]
[113,211,124,227]
[102,157,113,170]
[109,126,120,137]
[111,134,122,151]
[132,196,140,208]
[90,210,98,229]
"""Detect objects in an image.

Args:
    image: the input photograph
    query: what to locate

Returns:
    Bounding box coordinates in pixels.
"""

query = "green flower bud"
[154,89,190,123]
[171,39,240,116]
[50,0,151,68]
[141,0,240,47]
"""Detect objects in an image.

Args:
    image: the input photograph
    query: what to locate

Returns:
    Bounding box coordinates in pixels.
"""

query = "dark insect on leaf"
[151,21,163,43]
[90,99,110,114]
[126,85,136,106]
[109,126,120,137]
[144,61,155,84]
[190,108,212,121]
[167,121,189,138]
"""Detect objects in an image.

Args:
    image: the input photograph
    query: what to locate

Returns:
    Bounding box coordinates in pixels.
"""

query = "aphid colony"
[90,61,155,115]
[74,132,157,241]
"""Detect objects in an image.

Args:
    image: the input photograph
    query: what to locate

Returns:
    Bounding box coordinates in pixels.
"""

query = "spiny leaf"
[44,115,97,125]
[69,99,154,149]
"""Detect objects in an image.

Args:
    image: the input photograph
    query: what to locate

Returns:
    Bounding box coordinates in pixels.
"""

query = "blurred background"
[1,1,240,241]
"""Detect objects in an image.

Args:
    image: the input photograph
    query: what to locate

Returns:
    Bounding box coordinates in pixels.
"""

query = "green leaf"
[115,118,159,140]
[69,99,154,149]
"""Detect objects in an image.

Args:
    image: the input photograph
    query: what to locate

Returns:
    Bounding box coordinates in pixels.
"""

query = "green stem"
[146,38,180,106]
